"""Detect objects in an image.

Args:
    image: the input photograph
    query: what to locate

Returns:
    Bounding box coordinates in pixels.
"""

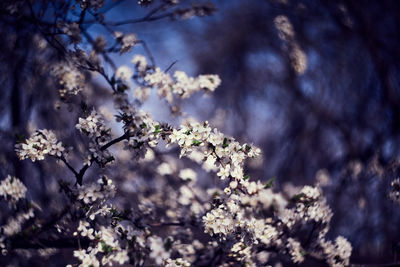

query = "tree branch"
[75,132,130,185]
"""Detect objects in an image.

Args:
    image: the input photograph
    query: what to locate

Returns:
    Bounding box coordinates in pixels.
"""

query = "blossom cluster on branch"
[0,175,27,208]
[15,129,65,161]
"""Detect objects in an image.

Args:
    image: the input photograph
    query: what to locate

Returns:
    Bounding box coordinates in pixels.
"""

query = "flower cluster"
[203,192,281,246]
[0,175,27,206]
[52,63,85,98]
[133,86,151,103]
[144,67,221,102]
[203,203,235,236]
[15,129,65,161]
[165,258,191,267]
[320,236,352,267]
[76,109,113,166]
[389,178,400,203]
[57,22,82,44]
[0,237,5,256]
[168,120,261,193]
[280,186,333,229]
[179,168,197,182]
[75,220,96,240]
[114,89,163,159]
[173,3,217,20]
[67,175,141,267]
[230,241,252,262]
[200,182,352,266]
[77,176,116,205]
[71,249,99,267]
[131,54,148,73]
[123,111,160,156]
[76,109,111,141]
[148,236,170,265]
[114,32,137,54]
[286,238,305,263]
[72,245,129,267]
[131,56,152,102]
[115,65,133,85]
[274,15,307,74]
[72,214,130,266]
[2,209,34,236]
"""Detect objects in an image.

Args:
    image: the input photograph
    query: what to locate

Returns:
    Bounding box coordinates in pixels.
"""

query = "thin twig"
[164,60,178,73]
[59,157,79,176]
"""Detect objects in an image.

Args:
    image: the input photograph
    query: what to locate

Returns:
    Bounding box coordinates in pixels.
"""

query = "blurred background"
[1,0,400,265]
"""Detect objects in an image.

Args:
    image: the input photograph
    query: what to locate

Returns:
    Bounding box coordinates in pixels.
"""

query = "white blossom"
[2,209,34,236]
[287,238,305,263]
[131,54,148,72]
[116,65,133,84]
[179,168,197,182]
[15,129,65,161]
[389,178,400,203]
[52,63,85,97]
[148,236,170,265]
[165,258,191,267]
[76,109,110,141]
[321,236,352,267]
[0,175,27,205]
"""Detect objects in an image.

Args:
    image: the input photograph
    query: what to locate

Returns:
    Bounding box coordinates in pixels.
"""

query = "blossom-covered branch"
[3,1,396,267]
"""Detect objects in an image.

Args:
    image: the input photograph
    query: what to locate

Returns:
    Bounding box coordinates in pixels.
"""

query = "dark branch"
[75,132,130,185]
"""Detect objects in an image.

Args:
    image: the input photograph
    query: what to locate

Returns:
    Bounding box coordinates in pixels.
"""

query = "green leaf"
[140,123,147,129]
[192,139,202,146]
[264,177,275,189]
[243,175,250,180]
[154,124,161,134]
[100,240,113,253]
[222,137,228,148]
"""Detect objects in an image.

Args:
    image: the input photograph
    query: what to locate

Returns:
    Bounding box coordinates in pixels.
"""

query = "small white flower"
[116,65,133,84]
